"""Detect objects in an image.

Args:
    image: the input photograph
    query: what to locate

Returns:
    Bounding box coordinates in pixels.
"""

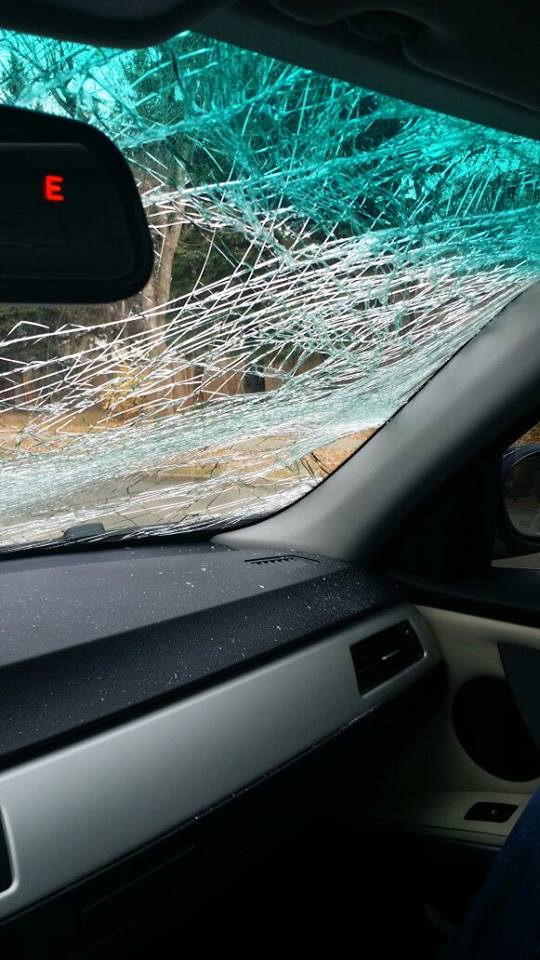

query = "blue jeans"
[441,790,540,959]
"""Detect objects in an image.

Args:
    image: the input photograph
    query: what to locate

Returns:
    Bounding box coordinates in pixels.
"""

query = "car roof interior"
[1,1,538,135]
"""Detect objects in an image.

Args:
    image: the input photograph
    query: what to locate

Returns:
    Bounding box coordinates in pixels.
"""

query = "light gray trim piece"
[375,790,531,847]
[0,603,437,919]
[377,608,540,806]
[216,282,540,562]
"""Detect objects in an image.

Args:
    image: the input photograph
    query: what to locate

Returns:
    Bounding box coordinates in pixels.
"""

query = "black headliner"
[1,1,539,139]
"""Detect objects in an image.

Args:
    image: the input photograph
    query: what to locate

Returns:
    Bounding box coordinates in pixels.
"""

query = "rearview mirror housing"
[0,106,153,303]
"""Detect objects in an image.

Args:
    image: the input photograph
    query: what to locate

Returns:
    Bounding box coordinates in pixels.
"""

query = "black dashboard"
[0,541,444,956]
[0,542,401,767]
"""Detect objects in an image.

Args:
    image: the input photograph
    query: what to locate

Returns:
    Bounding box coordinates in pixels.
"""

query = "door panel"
[375,606,540,846]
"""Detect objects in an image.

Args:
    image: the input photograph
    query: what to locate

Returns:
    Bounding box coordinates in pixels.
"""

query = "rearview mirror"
[503,449,540,538]
[0,106,153,303]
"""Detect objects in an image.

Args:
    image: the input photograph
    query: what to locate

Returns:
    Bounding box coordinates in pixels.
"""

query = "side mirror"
[503,448,540,538]
[0,105,153,303]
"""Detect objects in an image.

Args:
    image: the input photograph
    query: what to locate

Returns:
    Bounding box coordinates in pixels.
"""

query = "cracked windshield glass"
[1,31,540,548]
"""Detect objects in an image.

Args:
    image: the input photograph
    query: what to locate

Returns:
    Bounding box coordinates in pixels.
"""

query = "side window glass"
[496,427,540,568]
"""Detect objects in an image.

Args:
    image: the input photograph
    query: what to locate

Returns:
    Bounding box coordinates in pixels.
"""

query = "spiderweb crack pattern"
[0,32,539,546]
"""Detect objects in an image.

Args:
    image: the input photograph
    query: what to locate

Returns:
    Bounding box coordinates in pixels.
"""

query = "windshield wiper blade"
[62,522,107,541]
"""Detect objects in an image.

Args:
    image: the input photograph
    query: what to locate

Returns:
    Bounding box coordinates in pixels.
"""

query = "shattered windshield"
[0,32,539,548]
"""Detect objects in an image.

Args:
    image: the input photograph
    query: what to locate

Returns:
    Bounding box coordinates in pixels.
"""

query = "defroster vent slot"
[246,555,317,566]
[351,621,424,694]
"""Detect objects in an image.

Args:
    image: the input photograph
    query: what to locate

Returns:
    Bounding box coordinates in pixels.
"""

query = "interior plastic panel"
[396,567,540,630]
[0,602,439,921]
[0,544,402,768]
[500,642,540,753]
[374,607,540,845]
[377,790,531,848]
[0,662,444,958]
[0,820,11,896]
[452,676,540,781]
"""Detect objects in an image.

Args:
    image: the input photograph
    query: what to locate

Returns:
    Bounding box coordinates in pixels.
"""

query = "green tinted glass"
[1,31,539,546]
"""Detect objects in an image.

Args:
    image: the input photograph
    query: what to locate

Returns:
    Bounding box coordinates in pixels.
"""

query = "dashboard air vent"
[351,621,423,694]
[246,555,318,566]
[0,813,12,893]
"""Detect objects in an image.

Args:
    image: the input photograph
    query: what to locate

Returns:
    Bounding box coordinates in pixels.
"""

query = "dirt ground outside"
[0,407,376,545]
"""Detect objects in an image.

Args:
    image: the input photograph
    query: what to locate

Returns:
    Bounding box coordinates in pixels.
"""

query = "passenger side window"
[495,424,540,568]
